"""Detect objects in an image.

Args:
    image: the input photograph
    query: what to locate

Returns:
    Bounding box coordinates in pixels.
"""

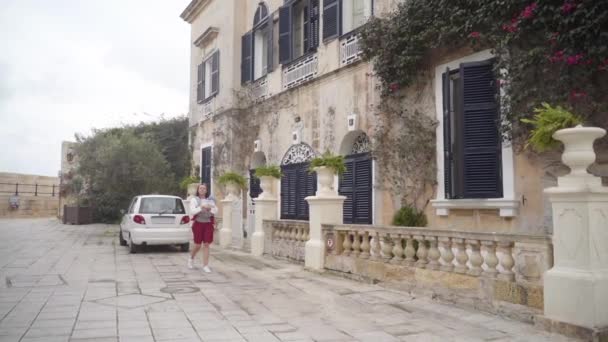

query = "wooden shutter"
[307,0,320,51]
[281,165,298,219]
[460,60,502,198]
[339,159,355,223]
[303,4,310,54]
[201,147,212,195]
[211,50,220,96]
[278,5,292,64]
[249,169,262,199]
[323,0,340,40]
[197,63,204,103]
[266,22,274,73]
[442,68,452,199]
[353,156,372,224]
[241,32,253,84]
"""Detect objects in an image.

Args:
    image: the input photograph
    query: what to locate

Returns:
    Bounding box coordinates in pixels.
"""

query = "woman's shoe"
[202,266,211,273]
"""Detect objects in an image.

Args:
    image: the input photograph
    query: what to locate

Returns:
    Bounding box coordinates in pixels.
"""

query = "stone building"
[180,0,607,243]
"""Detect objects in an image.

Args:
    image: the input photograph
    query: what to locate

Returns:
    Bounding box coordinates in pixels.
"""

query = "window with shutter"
[211,50,220,96]
[341,0,373,35]
[201,147,212,196]
[308,0,320,51]
[339,153,372,224]
[442,59,502,199]
[280,162,316,220]
[196,63,204,103]
[279,5,292,64]
[323,0,339,40]
[241,32,253,84]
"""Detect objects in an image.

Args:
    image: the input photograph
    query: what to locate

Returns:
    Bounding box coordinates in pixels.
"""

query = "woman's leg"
[202,243,210,266]
[190,243,201,259]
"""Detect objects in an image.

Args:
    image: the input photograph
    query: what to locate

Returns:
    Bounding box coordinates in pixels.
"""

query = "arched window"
[280,143,317,220]
[253,3,269,27]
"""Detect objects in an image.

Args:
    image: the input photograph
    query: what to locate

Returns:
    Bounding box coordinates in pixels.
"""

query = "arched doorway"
[280,143,317,220]
[339,132,373,224]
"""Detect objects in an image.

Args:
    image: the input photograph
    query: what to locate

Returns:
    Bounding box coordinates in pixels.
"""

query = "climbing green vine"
[360,0,608,144]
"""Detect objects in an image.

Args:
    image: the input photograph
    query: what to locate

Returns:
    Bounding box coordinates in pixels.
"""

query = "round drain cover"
[160,286,200,294]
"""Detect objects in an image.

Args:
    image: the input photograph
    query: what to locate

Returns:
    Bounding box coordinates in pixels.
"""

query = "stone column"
[219,184,240,248]
[251,177,278,256]
[305,167,345,271]
[543,126,608,334]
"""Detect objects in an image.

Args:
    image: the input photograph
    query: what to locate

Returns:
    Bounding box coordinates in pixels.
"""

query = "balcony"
[251,77,268,101]
[201,98,214,120]
[340,34,362,66]
[282,54,318,90]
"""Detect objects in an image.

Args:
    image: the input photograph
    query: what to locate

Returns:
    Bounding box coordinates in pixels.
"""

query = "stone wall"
[0,173,60,218]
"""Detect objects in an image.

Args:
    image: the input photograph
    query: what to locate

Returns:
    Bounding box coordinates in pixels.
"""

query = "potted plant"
[218,171,247,200]
[62,176,93,225]
[180,175,200,198]
[522,103,606,185]
[309,151,346,196]
[254,165,282,199]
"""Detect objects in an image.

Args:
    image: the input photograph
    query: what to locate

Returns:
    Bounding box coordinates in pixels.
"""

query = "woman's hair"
[196,183,209,198]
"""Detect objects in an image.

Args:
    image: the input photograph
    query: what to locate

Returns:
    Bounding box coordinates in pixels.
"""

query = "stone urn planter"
[553,125,606,187]
[187,183,199,198]
[225,182,240,201]
[314,166,336,196]
[258,176,275,199]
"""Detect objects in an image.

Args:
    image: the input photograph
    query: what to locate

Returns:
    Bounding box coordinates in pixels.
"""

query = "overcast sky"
[0,0,192,177]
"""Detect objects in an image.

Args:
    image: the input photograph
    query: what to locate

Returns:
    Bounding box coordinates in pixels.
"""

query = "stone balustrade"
[322,224,553,321]
[263,220,309,262]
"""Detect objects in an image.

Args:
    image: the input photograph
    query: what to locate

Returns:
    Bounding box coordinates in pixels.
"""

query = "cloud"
[0,0,192,176]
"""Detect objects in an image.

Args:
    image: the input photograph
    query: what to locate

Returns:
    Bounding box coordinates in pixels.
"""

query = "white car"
[119,195,191,253]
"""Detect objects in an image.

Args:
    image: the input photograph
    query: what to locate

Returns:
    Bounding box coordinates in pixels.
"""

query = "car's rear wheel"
[119,229,127,246]
[128,234,139,254]
[180,243,190,252]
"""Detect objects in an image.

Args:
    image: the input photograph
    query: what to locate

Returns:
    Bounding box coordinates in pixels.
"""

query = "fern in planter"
[217,172,247,189]
[309,151,346,175]
[255,165,282,179]
[521,103,583,152]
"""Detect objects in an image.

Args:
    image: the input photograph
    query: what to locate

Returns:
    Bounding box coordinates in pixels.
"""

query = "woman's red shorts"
[191,221,214,244]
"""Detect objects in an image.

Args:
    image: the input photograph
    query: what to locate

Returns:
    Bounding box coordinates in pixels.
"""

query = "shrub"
[217,172,247,189]
[392,206,427,227]
[254,165,282,179]
[521,103,583,152]
[309,151,346,175]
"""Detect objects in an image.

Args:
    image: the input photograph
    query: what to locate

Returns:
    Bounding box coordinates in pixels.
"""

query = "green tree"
[75,129,177,223]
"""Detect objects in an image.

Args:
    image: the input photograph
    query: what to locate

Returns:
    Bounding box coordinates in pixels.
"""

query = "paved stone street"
[0,219,575,342]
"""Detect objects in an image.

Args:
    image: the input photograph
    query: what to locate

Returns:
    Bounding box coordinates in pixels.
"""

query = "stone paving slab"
[0,219,579,342]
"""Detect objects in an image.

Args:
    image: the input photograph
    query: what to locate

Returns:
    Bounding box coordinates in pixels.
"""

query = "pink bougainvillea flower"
[502,21,518,33]
[569,90,588,100]
[520,2,538,19]
[562,0,577,14]
[389,82,399,92]
[549,50,565,63]
[469,31,481,38]
[566,53,584,65]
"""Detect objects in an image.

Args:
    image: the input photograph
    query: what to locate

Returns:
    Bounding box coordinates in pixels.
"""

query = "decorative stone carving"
[281,143,316,165]
[351,133,371,154]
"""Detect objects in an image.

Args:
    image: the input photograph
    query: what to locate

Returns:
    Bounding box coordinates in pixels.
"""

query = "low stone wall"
[0,173,60,218]
[263,220,310,262]
[323,224,552,323]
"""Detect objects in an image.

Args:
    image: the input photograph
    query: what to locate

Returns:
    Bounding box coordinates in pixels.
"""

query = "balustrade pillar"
[414,235,428,268]
[342,231,352,256]
[467,239,483,276]
[352,231,361,257]
[370,232,381,261]
[497,241,515,281]
[381,235,393,261]
[453,238,468,274]
[403,235,416,266]
[390,235,404,264]
[360,232,371,259]
[482,241,499,278]
[439,237,454,272]
[426,236,440,270]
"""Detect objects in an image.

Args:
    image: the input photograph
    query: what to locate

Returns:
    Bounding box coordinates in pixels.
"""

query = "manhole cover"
[160,286,200,294]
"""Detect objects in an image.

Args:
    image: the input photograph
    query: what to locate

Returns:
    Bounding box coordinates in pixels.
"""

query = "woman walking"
[188,183,217,273]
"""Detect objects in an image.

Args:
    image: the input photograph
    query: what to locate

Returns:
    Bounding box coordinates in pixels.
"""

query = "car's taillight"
[180,216,190,225]
[133,215,146,225]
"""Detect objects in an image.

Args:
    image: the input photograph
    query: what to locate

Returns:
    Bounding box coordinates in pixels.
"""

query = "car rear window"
[139,198,185,214]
